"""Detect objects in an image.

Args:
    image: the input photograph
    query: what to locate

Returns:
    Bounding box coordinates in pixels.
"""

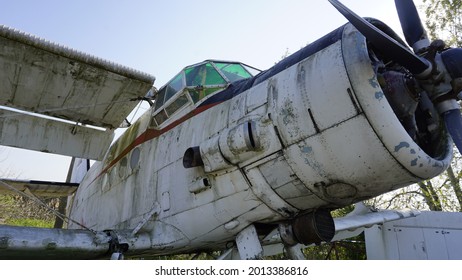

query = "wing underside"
[0,179,78,197]
[0,25,155,160]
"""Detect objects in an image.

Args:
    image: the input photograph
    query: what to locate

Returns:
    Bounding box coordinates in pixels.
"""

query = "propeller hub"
[412,39,431,54]
[436,99,460,115]
[441,48,462,95]
[419,53,453,106]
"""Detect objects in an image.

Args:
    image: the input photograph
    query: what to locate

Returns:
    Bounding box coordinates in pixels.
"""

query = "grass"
[0,194,56,228]
[6,218,54,228]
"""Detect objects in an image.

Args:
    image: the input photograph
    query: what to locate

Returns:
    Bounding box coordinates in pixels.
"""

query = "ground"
[0,194,56,227]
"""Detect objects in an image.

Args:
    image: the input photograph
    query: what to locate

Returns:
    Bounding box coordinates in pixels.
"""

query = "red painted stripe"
[92,101,221,183]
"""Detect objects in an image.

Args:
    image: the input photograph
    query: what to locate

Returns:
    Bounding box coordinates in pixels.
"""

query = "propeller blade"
[328,0,431,77]
[394,0,429,52]
[443,109,462,154]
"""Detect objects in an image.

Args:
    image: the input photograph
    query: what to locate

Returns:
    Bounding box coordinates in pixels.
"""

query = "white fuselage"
[68,24,451,256]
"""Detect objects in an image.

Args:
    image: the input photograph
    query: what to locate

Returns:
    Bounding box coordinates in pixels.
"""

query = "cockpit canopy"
[152,60,258,126]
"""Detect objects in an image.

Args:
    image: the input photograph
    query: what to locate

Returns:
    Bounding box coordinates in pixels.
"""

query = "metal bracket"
[106,230,129,260]
[235,224,263,260]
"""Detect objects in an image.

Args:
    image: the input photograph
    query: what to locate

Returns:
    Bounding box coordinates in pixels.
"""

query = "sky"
[0,0,424,181]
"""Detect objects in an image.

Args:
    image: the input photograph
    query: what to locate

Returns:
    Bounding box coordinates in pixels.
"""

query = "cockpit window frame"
[152,60,259,127]
[213,62,254,83]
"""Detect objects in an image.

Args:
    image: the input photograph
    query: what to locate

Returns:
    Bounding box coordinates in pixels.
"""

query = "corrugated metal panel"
[0,25,155,129]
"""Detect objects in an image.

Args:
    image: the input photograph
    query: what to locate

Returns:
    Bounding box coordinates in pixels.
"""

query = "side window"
[189,87,225,103]
[165,93,189,116]
[164,73,184,103]
[154,110,168,125]
[154,87,166,111]
[154,73,186,124]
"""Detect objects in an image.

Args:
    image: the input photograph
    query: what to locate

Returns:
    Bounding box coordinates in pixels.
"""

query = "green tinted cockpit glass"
[185,62,226,87]
[188,87,226,103]
[214,62,252,82]
[156,60,257,110]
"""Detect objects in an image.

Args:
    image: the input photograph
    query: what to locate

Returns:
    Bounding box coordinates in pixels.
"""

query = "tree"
[370,153,462,212]
[422,0,462,47]
[421,0,462,211]
[370,1,462,212]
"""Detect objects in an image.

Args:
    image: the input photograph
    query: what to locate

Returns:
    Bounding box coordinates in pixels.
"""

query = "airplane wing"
[0,179,78,197]
[0,202,421,260]
[332,205,421,241]
[0,25,155,160]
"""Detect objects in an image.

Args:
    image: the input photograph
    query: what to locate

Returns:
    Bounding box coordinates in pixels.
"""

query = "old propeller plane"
[1,0,461,259]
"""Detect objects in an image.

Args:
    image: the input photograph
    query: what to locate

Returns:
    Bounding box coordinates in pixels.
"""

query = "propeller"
[394,0,430,53]
[327,0,431,77]
[328,0,462,155]
[444,109,462,153]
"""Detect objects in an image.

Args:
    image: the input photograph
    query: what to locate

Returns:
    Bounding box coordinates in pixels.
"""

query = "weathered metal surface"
[333,208,421,241]
[365,211,462,260]
[0,25,154,129]
[0,24,155,160]
[341,24,452,179]
[5,21,454,258]
[245,166,298,218]
[0,108,113,160]
[259,206,422,258]
[0,225,110,259]
[284,244,306,260]
[0,225,157,259]
[236,225,263,260]
[66,23,451,258]
[270,41,359,147]
[69,158,90,183]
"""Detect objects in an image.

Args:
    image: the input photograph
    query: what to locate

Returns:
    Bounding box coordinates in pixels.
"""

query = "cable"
[0,179,97,235]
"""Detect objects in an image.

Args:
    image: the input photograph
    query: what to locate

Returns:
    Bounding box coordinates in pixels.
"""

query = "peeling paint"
[411,158,418,166]
[5,21,452,259]
[368,75,385,101]
[303,156,323,176]
[368,76,380,89]
[281,100,296,126]
[375,91,384,101]
[394,142,410,152]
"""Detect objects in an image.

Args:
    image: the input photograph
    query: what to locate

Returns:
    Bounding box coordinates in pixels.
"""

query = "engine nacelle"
[244,22,452,210]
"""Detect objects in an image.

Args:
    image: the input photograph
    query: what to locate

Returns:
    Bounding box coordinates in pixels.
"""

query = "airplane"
[1,0,461,259]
